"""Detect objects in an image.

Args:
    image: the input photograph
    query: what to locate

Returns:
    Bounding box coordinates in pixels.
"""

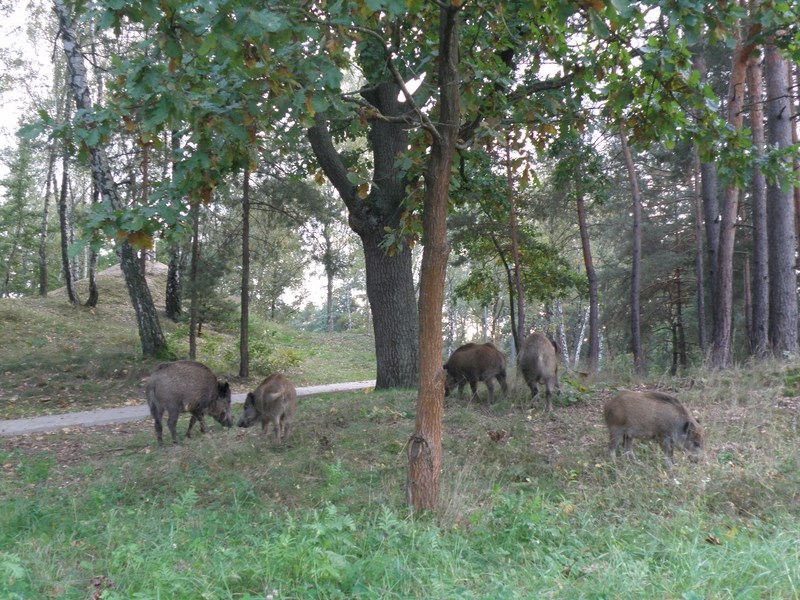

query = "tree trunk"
[506,134,525,352]
[325,223,335,333]
[308,82,419,389]
[84,181,99,308]
[165,130,184,321]
[239,164,251,378]
[618,126,644,375]
[189,200,201,360]
[165,244,184,320]
[326,267,335,332]
[675,270,687,370]
[58,148,79,305]
[744,257,753,354]
[576,194,599,373]
[746,48,769,357]
[38,147,56,297]
[361,229,418,387]
[407,5,460,511]
[765,42,798,356]
[792,63,800,252]
[693,51,720,334]
[55,0,166,356]
[711,26,754,369]
[691,146,707,353]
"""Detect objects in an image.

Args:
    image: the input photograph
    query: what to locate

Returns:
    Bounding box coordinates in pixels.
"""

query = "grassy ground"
[1,269,799,598]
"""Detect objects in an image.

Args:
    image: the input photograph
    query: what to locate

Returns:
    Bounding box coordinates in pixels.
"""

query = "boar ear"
[219,381,230,396]
[682,421,691,434]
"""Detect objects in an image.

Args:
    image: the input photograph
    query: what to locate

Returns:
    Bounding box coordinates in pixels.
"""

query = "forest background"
[1,0,800,511]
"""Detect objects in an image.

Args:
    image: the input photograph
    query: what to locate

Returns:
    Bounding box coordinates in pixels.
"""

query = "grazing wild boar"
[146,360,233,445]
[443,342,508,404]
[518,332,560,411]
[603,390,704,467]
[238,373,298,442]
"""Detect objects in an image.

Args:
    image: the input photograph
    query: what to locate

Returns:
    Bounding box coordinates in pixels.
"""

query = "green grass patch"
[2,377,799,598]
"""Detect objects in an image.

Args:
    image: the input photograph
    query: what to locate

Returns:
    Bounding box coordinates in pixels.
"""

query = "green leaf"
[251,8,288,33]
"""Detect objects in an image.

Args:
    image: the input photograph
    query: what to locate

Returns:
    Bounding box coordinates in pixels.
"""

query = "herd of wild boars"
[443,332,561,412]
[146,335,705,467]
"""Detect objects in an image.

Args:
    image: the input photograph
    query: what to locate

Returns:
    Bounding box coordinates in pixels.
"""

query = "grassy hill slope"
[0,263,376,419]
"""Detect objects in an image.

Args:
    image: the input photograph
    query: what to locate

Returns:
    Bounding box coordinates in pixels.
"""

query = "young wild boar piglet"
[146,360,233,445]
[238,373,297,442]
[603,390,704,467]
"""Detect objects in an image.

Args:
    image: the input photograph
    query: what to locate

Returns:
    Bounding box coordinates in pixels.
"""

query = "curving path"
[0,380,376,437]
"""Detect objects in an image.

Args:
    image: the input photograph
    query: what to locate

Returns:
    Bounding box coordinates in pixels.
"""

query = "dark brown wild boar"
[518,332,560,411]
[145,360,233,445]
[238,373,297,442]
[603,390,704,467]
[443,342,508,404]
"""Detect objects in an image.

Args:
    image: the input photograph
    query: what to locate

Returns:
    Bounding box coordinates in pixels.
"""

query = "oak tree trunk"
[308,82,419,389]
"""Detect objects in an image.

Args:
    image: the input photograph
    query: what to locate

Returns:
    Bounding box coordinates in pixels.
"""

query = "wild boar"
[443,342,508,404]
[238,373,298,442]
[518,332,560,411]
[145,360,233,445]
[603,390,704,467]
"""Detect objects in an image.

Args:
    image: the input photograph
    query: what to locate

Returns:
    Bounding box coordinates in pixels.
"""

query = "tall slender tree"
[239,164,251,377]
[746,47,769,357]
[54,0,166,356]
[619,125,644,375]
[764,42,798,356]
[712,16,757,369]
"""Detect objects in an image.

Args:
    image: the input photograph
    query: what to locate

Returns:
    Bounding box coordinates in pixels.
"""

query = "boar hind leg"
[485,379,496,404]
[497,374,509,397]
[467,381,479,403]
[151,407,165,446]
[543,382,555,412]
[608,429,623,458]
[526,379,540,403]
[622,434,636,460]
[166,409,180,444]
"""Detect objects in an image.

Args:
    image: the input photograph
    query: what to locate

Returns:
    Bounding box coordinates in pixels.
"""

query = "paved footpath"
[0,380,376,437]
